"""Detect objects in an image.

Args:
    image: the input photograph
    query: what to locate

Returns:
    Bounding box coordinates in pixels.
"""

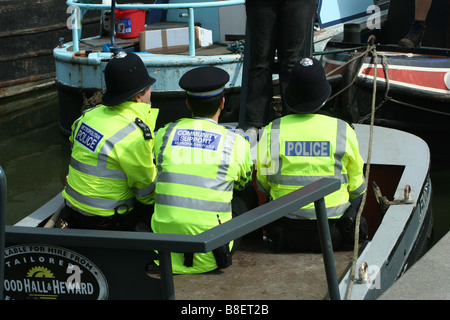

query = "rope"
[313,46,368,57]
[384,97,450,117]
[345,46,378,300]
[326,45,374,101]
[352,53,450,123]
[356,53,390,124]
[322,42,449,298]
[215,40,245,54]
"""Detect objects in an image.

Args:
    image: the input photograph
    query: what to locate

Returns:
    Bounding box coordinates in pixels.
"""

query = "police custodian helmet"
[102,52,156,106]
[284,57,331,114]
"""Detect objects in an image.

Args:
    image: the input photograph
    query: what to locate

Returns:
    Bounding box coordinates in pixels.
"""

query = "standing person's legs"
[399,0,432,47]
[276,0,316,115]
[245,0,279,129]
[415,0,432,21]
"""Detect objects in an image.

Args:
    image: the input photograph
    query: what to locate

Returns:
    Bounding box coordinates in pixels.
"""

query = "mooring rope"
[325,46,373,101]
[316,42,448,298]
[345,45,378,300]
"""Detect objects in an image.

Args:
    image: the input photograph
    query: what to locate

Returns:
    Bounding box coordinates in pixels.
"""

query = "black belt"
[61,204,124,230]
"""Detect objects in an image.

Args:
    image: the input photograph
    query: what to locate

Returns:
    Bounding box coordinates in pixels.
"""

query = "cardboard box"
[139,26,213,54]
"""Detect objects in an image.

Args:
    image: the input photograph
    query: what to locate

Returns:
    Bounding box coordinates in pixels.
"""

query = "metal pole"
[109,0,123,53]
[187,7,196,57]
[158,251,175,300]
[0,166,7,300]
[314,198,340,300]
[238,21,250,129]
[71,6,80,52]
[110,0,117,48]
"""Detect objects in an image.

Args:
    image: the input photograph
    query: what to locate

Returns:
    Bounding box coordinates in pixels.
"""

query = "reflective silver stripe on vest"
[156,194,232,213]
[70,122,137,180]
[98,122,137,169]
[133,181,156,198]
[267,118,349,186]
[156,121,238,212]
[158,172,233,192]
[70,157,127,180]
[65,184,135,211]
[156,121,178,174]
[349,181,367,197]
[267,117,349,219]
[287,202,351,220]
[68,121,140,211]
[218,129,237,180]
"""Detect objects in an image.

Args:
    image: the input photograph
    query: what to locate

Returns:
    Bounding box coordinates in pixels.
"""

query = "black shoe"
[146,263,161,279]
[399,21,426,48]
[265,226,285,253]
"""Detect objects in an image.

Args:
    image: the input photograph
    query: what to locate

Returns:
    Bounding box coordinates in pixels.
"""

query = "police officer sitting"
[60,52,158,231]
[256,57,368,252]
[151,66,254,274]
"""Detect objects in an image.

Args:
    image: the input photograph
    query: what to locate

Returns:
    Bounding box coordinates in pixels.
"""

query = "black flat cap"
[179,66,230,97]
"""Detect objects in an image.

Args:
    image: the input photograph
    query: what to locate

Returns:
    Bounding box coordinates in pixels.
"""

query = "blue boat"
[55,0,249,135]
[54,0,390,135]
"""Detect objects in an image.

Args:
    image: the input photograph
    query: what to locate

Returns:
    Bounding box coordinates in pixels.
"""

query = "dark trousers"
[265,205,369,252]
[59,201,154,231]
[244,0,316,128]
[230,184,260,252]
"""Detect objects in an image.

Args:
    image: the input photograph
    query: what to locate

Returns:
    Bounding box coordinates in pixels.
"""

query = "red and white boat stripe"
[359,63,450,94]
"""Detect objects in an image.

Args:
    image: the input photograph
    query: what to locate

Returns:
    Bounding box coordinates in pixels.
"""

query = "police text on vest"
[172,128,221,151]
[285,141,330,157]
[75,123,104,152]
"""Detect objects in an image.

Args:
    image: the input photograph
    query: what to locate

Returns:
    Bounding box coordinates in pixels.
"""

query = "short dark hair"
[187,91,224,117]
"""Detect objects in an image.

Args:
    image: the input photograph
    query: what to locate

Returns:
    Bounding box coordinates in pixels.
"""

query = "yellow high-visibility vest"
[152,118,253,274]
[62,101,158,216]
[257,114,366,219]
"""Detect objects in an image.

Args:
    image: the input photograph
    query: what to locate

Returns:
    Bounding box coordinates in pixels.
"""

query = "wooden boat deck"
[72,37,233,56]
[70,21,236,56]
[172,237,356,300]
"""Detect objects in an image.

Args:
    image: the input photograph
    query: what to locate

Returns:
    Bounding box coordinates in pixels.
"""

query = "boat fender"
[135,117,152,140]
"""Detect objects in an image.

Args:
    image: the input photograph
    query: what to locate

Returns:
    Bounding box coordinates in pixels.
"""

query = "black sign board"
[4,244,108,300]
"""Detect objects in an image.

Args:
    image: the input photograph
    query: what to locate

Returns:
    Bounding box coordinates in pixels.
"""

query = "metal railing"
[0,166,6,299]
[66,0,245,55]
[1,164,341,300]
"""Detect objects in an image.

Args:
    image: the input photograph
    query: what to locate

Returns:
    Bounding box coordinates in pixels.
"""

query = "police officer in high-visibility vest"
[257,57,368,252]
[60,52,158,231]
[151,66,254,274]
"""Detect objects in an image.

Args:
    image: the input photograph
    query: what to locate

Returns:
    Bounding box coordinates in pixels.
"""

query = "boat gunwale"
[7,123,433,300]
[339,124,432,299]
[53,42,244,67]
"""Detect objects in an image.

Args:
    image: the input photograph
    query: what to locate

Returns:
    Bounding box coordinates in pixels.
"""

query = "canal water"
[1,89,450,247]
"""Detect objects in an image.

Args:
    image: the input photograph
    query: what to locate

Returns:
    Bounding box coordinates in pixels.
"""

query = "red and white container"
[114,10,145,39]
